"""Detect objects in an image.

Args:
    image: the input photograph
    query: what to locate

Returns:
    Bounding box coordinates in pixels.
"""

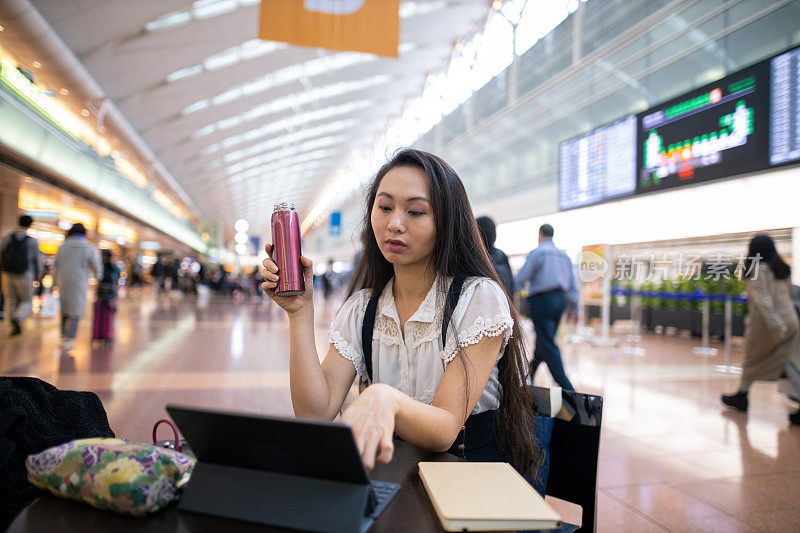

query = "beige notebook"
[418,462,563,532]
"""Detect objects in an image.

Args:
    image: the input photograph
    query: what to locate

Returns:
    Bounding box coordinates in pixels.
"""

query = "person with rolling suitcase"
[93,249,120,342]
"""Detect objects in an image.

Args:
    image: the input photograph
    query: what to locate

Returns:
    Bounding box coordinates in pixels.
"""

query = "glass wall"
[441,0,800,215]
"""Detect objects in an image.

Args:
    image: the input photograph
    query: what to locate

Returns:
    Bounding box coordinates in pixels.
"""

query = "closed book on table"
[418,462,562,532]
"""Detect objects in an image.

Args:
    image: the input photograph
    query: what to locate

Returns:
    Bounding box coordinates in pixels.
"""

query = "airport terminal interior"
[1,0,800,531]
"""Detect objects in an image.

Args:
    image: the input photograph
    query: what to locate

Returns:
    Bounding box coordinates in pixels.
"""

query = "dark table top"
[8,440,461,533]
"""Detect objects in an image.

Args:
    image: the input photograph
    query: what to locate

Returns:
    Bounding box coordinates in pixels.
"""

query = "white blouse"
[328,275,514,414]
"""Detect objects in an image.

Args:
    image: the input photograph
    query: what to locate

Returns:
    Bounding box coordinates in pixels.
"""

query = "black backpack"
[1,235,30,274]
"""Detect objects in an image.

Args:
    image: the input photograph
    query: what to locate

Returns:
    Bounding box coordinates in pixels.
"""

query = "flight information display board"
[770,46,800,166]
[558,115,637,210]
[556,44,800,210]
[636,61,770,194]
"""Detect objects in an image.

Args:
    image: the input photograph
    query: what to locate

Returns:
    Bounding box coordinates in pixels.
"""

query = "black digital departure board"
[556,44,800,210]
[558,115,637,210]
[636,61,770,194]
[770,46,800,166]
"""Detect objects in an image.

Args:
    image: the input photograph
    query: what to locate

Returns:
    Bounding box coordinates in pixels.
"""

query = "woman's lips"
[386,239,406,253]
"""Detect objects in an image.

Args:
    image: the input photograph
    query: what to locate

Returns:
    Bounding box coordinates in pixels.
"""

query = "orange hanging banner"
[259,0,400,58]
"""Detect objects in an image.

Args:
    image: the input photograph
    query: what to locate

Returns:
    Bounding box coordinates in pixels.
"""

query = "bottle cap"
[273,202,296,212]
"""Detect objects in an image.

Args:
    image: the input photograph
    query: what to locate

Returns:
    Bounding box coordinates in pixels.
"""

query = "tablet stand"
[178,462,373,533]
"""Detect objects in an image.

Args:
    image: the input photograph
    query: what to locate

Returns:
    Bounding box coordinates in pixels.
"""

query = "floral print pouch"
[26,438,195,516]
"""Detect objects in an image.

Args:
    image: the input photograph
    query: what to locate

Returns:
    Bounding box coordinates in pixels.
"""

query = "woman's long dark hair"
[745,234,791,280]
[346,149,539,475]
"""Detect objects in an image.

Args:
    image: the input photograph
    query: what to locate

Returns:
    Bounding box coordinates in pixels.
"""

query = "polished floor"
[2,289,799,532]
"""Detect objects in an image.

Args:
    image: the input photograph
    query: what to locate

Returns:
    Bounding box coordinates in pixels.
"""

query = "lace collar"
[374,275,450,350]
[377,275,449,325]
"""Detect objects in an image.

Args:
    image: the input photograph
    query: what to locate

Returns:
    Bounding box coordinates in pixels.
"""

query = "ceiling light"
[182,52,376,116]
[234,219,249,233]
[59,88,69,95]
[222,120,355,165]
[492,0,503,11]
[399,1,447,18]
[32,61,41,68]
[167,64,204,83]
[225,137,345,176]
[398,42,417,54]
[194,0,237,20]
[208,99,372,153]
[204,47,241,71]
[190,75,390,138]
[145,10,191,32]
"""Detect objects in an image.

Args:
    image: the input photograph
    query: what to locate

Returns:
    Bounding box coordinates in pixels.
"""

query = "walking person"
[151,254,167,292]
[92,249,120,342]
[0,215,43,335]
[321,259,334,301]
[515,224,578,391]
[722,234,800,418]
[476,216,514,297]
[53,223,101,350]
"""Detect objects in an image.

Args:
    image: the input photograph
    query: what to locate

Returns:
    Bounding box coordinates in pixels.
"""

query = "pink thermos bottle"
[271,202,305,296]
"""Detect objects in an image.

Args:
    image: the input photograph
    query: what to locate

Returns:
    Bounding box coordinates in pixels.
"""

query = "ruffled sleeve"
[328,290,369,378]
[441,277,514,366]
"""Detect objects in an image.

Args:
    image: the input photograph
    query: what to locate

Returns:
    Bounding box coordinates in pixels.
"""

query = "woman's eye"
[378,205,391,212]
[409,210,425,217]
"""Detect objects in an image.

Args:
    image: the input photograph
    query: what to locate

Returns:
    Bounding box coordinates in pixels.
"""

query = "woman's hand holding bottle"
[260,243,314,316]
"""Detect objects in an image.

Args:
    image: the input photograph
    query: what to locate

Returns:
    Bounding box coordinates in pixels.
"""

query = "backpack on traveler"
[0,234,30,274]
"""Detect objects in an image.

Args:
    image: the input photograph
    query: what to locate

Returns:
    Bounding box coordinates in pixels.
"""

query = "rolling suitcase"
[92,299,116,340]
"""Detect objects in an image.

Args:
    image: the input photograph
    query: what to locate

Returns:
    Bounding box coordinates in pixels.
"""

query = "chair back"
[531,386,603,532]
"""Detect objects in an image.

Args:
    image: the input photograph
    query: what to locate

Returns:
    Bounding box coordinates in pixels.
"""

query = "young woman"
[260,149,538,476]
[722,234,800,423]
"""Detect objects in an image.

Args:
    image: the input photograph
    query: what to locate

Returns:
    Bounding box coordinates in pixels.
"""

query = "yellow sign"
[259,0,400,58]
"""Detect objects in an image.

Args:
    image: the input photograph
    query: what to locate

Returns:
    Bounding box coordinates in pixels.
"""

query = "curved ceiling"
[27,0,490,234]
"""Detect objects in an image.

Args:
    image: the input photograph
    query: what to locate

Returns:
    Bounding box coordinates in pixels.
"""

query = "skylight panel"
[181,52,376,116]
[165,40,282,87]
[144,0,262,35]
[192,124,216,139]
[190,76,388,138]
[472,12,513,90]
[227,149,337,184]
[204,47,241,71]
[227,137,345,176]
[398,42,418,54]
[212,88,242,106]
[193,0,237,20]
[200,144,220,157]
[145,10,191,32]
[241,39,284,59]
[181,99,210,116]
[223,120,355,164]
[241,77,274,96]
[166,64,204,83]
[216,116,242,130]
[399,1,448,19]
[516,0,577,56]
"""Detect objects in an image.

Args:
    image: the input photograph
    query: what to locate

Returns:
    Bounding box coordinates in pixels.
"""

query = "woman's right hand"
[259,243,314,317]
